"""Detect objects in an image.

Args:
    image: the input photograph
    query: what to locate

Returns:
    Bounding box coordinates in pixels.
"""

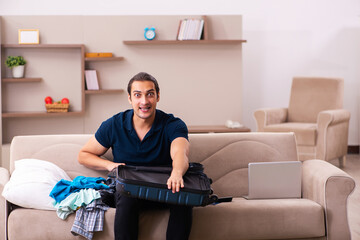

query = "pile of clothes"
[50,176,111,240]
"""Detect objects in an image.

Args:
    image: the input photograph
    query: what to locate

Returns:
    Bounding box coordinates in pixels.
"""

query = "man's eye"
[134,93,141,97]
[147,92,154,97]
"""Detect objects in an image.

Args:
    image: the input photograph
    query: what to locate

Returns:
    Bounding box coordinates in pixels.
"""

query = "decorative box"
[45,104,69,113]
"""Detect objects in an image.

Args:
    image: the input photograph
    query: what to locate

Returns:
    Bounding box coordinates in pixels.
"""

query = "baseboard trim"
[348,145,359,154]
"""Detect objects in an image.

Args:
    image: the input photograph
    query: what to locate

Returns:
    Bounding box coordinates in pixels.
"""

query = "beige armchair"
[254,77,350,166]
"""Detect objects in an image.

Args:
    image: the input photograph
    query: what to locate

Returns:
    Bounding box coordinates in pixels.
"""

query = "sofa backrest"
[288,77,344,123]
[188,132,298,197]
[10,134,110,179]
[10,132,298,198]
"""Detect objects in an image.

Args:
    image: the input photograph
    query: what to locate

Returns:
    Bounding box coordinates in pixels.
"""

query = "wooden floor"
[329,154,360,240]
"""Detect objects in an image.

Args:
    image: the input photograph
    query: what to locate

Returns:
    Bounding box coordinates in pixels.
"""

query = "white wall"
[1,0,360,145]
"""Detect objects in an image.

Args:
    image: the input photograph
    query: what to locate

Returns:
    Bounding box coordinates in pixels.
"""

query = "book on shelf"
[185,19,194,40]
[84,70,99,90]
[196,19,205,40]
[177,18,204,40]
[176,20,184,40]
[85,52,113,58]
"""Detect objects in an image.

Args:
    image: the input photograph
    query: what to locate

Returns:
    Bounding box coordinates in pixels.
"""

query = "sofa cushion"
[7,207,115,240]
[263,123,317,146]
[8,198,325,240]
[190,198,325,240]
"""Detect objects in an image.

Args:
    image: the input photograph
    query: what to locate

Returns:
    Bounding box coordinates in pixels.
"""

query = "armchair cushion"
[288,77,343,123]
[263,122,317,146]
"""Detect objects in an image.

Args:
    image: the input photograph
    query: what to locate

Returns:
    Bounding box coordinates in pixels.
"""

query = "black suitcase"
[111,163,219,206]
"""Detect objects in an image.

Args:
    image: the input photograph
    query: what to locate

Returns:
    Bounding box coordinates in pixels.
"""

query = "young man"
[78,72,192,240]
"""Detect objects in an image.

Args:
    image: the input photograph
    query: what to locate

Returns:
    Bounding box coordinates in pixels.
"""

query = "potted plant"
[5,56,27,78]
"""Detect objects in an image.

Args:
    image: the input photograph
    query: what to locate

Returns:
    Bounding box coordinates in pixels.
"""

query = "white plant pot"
[12,65,25,78]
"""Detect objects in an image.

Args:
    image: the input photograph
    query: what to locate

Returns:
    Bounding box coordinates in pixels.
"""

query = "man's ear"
[128,94,132,104]
[157,92,160,102]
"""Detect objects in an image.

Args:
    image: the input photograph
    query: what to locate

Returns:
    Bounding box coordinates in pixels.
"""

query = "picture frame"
[18,29,40,44]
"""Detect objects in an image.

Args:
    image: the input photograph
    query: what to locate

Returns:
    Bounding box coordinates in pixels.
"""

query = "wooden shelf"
[2,44,84,49]
[2,78,42,83]
[85,57,124,62]
[85,89,124,94]
[123,16,247,46]
[123,40,247,45]
[84,57,125,95]
[2,111,84,118]
[1,43,86,123]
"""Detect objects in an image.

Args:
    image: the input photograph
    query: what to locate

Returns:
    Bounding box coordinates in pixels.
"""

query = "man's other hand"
[167,171,184,193]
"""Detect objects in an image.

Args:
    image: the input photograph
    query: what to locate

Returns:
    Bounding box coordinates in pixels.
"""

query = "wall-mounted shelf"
[123,15,246,46]
[84,55,125,94]
[1,44,85,124]
[2,78,42,83]
[2,44,84,49]
[2,111,84,118]
[85,89,124,94]
[85,57,124,62]
[123,40,246,45]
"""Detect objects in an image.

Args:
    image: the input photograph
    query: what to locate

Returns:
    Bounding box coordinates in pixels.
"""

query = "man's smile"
[139,106,151,112]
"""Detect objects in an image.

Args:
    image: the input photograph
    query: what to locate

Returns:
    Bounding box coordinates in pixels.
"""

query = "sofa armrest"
[0,167,10,240]
[253,108,288,131]
[302,160,355,240]
[316,109,351,161]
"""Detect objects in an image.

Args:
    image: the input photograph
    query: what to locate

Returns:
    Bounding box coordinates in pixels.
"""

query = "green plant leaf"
[5,56,27,68]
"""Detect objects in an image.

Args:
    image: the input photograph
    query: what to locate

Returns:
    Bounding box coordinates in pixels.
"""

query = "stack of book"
[177,19,204,40]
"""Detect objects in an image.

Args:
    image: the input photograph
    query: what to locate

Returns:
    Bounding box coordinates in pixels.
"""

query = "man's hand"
[106,162,125,172]
[167,170,185,193]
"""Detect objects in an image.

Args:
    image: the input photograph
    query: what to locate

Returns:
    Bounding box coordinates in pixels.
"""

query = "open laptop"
[245,161,302,199]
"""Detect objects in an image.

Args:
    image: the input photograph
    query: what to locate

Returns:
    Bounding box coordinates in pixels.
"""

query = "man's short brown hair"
[127,72,160,96]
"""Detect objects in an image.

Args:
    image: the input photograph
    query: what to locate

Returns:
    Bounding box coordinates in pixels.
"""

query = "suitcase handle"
[117,162,205,175]
[120,165,172,174]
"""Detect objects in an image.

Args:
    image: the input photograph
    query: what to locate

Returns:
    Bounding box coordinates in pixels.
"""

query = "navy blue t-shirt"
[95,109,188,166]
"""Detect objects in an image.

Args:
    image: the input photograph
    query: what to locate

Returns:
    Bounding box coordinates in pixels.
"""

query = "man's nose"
[140,95,148,104]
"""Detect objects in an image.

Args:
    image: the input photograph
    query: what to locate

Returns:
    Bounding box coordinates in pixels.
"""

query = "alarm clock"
[144,27,156,40]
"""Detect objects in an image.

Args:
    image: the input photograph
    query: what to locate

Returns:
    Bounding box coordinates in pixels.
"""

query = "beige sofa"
[0,133,355,240]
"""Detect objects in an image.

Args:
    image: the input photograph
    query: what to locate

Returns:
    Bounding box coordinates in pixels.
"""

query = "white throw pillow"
[2,159,71,210]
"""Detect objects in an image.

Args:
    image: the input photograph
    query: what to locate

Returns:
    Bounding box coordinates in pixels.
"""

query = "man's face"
[128,80,160,121]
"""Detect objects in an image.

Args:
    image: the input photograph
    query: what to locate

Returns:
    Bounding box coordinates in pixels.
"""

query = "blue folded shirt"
[50,176,109,203]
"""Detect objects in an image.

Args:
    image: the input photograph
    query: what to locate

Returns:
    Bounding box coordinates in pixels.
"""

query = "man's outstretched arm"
[168,137,190,193]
